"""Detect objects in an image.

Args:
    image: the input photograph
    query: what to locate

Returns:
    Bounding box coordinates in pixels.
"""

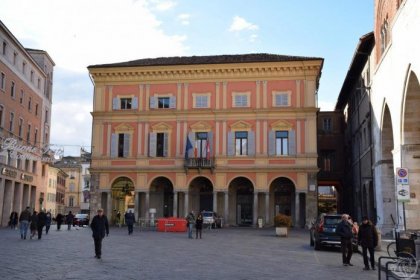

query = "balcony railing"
[184,157,215,173]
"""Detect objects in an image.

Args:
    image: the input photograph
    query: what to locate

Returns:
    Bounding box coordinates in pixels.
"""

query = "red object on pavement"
[156,217,187,232]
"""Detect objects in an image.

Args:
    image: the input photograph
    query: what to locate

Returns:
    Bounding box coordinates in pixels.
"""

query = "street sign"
[397,184,410,202]
[396,168,409,184]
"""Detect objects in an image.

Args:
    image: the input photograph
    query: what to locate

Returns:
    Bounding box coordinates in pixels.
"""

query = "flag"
[206,138,210,160]
[194,141,198,158]
[185,135,193,159]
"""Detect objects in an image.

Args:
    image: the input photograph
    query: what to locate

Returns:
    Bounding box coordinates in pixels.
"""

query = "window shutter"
[268,131,275,156]
[132,97,138,109]
[149,133,157,157]
[123,134,130,157]
[208,131,213,157]
[169,96,176,109]
[248,131,255,156]
[112,98,119,110]
[163,133,169,157]
[110,133,117,158]
[227,132,234,156]
[149,96,157,109]
[188,132,195,158]
[289,130,296,156]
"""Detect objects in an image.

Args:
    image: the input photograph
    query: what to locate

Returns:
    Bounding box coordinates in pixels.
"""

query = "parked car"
[201,211,223,228]
[309,213,358,251]
[73,214,89,227]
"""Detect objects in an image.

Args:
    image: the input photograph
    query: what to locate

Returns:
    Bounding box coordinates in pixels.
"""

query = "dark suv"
[309,213,358,251]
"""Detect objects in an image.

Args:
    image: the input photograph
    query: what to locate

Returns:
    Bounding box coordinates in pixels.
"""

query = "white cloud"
[154,0,177,11]
[0,0,187,73]
[177,13,191,25]
[249,34,258,43]
[228,16,258,32]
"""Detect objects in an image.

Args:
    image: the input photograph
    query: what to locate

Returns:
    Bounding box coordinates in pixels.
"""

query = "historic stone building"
[370,0,420,232]
[0,20,54,226]
[88,53,323,227]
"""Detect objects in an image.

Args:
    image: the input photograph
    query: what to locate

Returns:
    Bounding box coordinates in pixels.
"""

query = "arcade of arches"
[99,176,306,227]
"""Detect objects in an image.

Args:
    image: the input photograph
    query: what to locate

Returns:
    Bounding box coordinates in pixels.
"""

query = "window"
[380,19,388,55]
[9,112,14,132]
[26,124,31,143]
[37,78,41,89]
[234,94,248,107]
[69,196,74,207]
[13,52,17,65]
[10,81,15,98]
[35,104,38,116]
[45,110,48,123]
[235,131,248,156]
[32,161,36,173]
[320,151,335,172]
[28,97,32,111]
[158,97,170,108]
[195,132,209,158]
[19,90,24,104]
[120,98,132,109]
[148,132,168,157]
[323,118,332,132]
[195,95,209,108]
[18,118,23,138]
[69,183,75,192]
[0,72,5,91]
[30,71,34,82]
[110,133,130,158]
[34,128,38,145]
[2,41,6,55]
[22,62,26,74]
[0,105,3,127]
[274,93,289,107]
[275,131,289,155]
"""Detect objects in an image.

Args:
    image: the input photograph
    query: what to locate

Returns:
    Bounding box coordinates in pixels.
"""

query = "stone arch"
[149,177,174,218]
[110,176,135,225]
[269,177,295,219]
[188,176,214,212]
[228,177,254,226]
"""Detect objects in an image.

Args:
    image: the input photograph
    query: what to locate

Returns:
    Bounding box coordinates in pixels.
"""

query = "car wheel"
[314,241,322,251]
[310,235,314,247]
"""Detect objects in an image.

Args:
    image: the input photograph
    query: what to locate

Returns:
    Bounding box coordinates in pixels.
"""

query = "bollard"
[257,217,263,228]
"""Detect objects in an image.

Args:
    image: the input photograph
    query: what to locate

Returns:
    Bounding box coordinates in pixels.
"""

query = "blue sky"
[0,0,373,156]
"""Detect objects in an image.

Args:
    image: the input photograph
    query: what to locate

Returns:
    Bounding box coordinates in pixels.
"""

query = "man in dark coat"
[90,208,109,259]
[336,214,354,266]
[56,213,63,230]
[124,210,135,235]
[37,210,47,239]
[358,216,378,270]
[66,211,74,230]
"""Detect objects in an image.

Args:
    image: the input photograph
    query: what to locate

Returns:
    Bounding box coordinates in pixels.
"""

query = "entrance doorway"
[229,177,254,226]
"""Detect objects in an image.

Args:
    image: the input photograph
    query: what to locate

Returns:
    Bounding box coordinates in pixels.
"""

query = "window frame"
[0,72,5,91]
[157,97,170,109]
[275,131,289,156]
[273,91,291,107]
[235,131,248,156]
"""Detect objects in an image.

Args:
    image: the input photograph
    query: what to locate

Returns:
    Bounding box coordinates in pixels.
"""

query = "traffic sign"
[396,168,409,184]
[397,184,410,202]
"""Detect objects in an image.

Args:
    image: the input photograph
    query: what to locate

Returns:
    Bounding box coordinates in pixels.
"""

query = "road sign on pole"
[397,184,410,202]
[396,168,409,185]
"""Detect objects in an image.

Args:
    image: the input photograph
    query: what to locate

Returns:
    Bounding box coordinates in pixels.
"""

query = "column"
[0,179,5,226]
[295,192,300,228]
[13,182,23,214]
[213,191,217,212]
[253,192,258,226]
[106,191,112,219]
[265,192,270,225]
[145,191,150,219]
[224,191,228,225]
[184,191,189,215]
[173,191,178,217]
[134,191,140,221]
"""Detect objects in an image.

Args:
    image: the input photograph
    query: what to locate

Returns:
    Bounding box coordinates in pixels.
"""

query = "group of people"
[17,207,52,240]
[336,214,378,271]
[186,211,204,239]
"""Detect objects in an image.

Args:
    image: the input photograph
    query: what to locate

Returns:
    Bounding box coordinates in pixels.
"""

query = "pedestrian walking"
[45,211,52,234]
[37,210,47,239]
[116,211,121,227]
[186,211,195,239]
[358,216,378,271]
[124,210,135,235]
[18,207,31,239]
[56,213,63,230]
[66,211,74,230]
[195,213,203,239]
[90,208,109,259]
[9,211,18,230]
[29,211,38,239]
[336,214,354,266]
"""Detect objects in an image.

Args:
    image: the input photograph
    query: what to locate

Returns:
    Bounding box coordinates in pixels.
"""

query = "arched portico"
[188,176,214,212]
[228,177,254,226]
[111,177,135,225]
[149,177,174,218]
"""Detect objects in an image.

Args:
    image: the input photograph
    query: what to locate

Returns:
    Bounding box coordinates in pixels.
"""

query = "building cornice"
[89,60,323,84]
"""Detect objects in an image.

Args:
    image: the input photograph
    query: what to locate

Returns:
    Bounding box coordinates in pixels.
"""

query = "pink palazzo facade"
[88,54,323,227]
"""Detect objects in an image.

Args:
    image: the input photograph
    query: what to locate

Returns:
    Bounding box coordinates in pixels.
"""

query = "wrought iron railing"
[184,157,215,173]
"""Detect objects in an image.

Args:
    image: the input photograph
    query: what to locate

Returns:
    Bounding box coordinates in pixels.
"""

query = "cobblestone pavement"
[0,225,381,280]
